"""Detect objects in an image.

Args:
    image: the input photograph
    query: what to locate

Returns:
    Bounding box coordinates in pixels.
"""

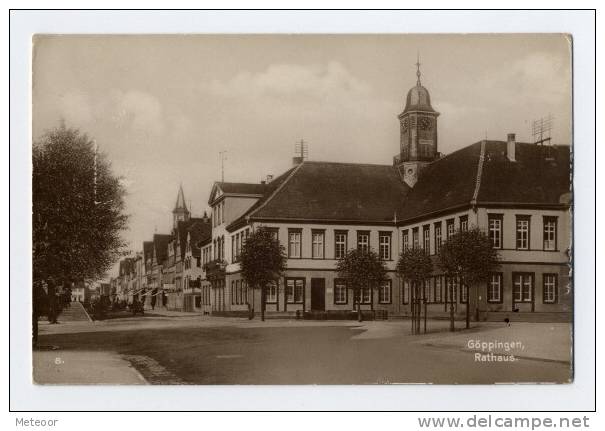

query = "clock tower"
[396,57,439,187]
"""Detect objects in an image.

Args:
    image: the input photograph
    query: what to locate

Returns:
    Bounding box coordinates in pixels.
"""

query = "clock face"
[419,117,432,131]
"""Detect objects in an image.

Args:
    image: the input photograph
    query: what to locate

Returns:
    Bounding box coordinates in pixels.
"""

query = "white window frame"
[379,233,391,260]
[288,231,302,258]
[379,280,391,304]
[543,217,557,251]
[516,216,530,250]
[543,274,557,303]
[487,273,502,303]
[335,231,347,259]
[312,231,325,259]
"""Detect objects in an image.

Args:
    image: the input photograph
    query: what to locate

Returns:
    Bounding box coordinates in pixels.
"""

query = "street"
[34,315,572,385]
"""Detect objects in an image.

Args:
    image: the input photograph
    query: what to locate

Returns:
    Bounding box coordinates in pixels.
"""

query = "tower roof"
[174,184,188,212]
[402,54,436,114]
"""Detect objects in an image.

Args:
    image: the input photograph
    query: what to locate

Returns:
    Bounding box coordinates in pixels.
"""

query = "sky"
[31,34,571,278]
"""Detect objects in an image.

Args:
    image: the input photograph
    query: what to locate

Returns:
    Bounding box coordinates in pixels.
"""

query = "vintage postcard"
[31,34,572,385]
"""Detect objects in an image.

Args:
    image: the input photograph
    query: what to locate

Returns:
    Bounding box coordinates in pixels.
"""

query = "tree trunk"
[356,288,362,322]
[465,285,470,329]
[449,297,455,332]
[261,285,265,322]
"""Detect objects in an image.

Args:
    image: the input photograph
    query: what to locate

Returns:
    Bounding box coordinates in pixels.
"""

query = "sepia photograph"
[30,33,573,387]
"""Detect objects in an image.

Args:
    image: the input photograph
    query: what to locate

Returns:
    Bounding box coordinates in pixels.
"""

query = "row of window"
[403,215,468,255]
[231,229,251,262]
[230,279,249,305]
[488,215,558,251]
[201,273,560,307]
[400,273,559,305]
[272,229,393,260]
[212,201,225,227]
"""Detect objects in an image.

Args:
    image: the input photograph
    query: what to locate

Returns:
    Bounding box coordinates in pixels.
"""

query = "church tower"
[173,184,190,229]
[396,55,440,187]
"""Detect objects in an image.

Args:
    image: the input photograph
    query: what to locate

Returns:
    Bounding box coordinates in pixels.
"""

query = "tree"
[336,248,387,322]
[239,228,287,321]
[33,124,128,342]
[438,227,500,330]
[396,247,433,334]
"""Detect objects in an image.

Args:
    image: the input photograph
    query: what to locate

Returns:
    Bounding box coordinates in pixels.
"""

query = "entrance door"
[311,278,326,311]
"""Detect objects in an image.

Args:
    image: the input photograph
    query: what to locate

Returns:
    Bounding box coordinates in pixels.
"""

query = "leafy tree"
[336,248,387,322]
[438,227,500,330]
[33,124,128,340]
[239,228,287,321]
[396,247,433,333]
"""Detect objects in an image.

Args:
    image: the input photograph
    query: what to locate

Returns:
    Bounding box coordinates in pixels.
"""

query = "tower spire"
[415,51,422,86]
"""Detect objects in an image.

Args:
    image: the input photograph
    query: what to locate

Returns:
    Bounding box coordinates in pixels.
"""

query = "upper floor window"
[488,214,503,249]
[357,231,370,253]
[460,215,468,232]
[335,230,348,259]
[379,232,391,260]
[402,230,409,251]
[412,228,419,249]
[446,219,455,240]
[422,225,430,254]
[516,215,531,250]
[288,229,302,258]
[312,230,325,259]
[434,222,442,254]
[543,216,557,251]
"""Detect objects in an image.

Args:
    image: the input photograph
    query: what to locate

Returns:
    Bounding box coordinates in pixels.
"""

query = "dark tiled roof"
[187,220,212,258]
[175,218,207,260]
[477,142,570,205]
[397,142,483,221]
[217,182,266,195]
[153,234,172,265]
[399,141,571,222]
[247,161,409,223]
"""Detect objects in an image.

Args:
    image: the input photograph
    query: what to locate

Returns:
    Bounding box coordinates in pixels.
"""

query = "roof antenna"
[219,150,228,182]
[415,51,422,86]
[295,139,308,161]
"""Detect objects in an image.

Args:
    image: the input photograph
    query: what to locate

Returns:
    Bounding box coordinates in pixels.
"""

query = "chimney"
[266,174,273,183]
[507,133,516,162]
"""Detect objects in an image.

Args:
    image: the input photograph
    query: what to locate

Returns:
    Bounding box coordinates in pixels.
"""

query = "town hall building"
[197,64,571,321]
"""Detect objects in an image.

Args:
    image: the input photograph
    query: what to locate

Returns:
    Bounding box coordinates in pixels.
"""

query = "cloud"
[57,90,94,125]
[108,90,165,135]
[206,61,372,103]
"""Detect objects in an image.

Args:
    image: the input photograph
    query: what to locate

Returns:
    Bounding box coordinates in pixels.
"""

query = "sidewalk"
[415,321,572,363]
[33,350,147,385]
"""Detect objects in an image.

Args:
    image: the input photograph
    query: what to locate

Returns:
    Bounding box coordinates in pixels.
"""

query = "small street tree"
[33,124,128,344]
[239,228,287,321]
[396,247,433,334]
[438,227,500,330]
[336,248,387,322]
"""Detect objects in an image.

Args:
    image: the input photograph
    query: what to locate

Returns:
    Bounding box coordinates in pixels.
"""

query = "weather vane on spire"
[415,51,422,85]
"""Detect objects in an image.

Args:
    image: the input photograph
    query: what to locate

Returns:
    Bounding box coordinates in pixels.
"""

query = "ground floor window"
[401,280,410,304]
[487,273,503,303]
[355,286,371,304]
[379,280,391,304]
[195,295,201,308]
[543,273,558,304]
[513,273,533,303]
[425,276,443,303]
[460,281,468,304]
[334,279,347,304]
[286,278,304,303]
[445,277,458,303]
[265,283,276,303]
